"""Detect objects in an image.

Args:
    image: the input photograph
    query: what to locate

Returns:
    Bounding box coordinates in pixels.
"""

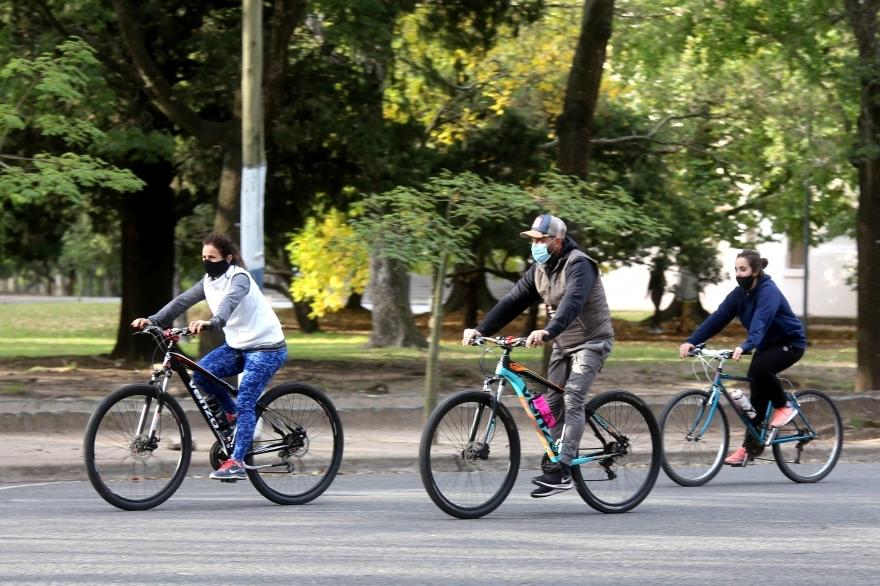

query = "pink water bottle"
[532,395,556,428]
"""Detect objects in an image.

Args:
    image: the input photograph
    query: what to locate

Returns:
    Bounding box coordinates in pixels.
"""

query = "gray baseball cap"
[520,214,567,239]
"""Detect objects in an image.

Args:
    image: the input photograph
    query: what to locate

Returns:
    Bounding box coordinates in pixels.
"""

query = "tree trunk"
[521,300,541,337]
[214,145,242,240]
[111,161,176,361]
[346,291,364,309]
[443,261,498,327]
[365,253,427,348]
[556,0,615,179]
[293,298,320,333]
[845,0,880,390]
[425,255,450,420]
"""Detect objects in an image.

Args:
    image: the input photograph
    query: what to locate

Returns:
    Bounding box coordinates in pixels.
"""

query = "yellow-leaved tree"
[287,210,370,318]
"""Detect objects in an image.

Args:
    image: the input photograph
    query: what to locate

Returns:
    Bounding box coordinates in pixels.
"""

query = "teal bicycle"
[659,344,843,487]
[419,336,662,519]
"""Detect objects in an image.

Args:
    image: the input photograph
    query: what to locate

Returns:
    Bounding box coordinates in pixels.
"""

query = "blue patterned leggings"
[192,343,288,462]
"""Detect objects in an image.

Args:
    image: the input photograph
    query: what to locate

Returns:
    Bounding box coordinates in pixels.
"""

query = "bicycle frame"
[476,339,625,467]
[692,353,820,449]
[137,327,300,464]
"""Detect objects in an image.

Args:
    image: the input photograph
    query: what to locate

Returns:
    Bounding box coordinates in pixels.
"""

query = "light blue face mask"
[531,242,551,264]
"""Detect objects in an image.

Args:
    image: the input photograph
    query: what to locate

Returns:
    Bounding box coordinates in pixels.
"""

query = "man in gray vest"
[462,214,614,497]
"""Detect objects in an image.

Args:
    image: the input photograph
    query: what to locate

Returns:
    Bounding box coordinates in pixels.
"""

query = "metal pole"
[802,176,810,329]
[240,0,266,288]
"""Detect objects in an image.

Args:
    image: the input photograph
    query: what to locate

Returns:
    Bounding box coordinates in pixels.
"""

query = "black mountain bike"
[83,326,343,510]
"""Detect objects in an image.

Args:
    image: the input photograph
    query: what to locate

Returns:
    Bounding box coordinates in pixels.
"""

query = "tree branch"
[723,169,793,217]
[110,0,235,147]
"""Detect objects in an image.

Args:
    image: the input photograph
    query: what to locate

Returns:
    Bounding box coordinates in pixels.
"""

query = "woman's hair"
[737,249,768,274]
[203,233,247,269]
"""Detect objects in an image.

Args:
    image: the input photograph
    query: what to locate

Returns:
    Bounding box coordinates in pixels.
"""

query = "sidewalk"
[2,389,879,483]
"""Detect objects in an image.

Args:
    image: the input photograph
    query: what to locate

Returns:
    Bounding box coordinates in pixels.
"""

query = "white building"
[601,235,857,318]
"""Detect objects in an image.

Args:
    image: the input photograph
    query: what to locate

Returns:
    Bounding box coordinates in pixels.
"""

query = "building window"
[788,241,805,269]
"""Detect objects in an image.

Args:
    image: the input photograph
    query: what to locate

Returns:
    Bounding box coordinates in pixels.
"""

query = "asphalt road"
[1,463,878,585]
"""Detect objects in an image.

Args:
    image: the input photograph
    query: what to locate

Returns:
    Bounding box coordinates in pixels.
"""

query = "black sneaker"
[210,458,247,480]
[531,469,573,491]
[530,484,572,498]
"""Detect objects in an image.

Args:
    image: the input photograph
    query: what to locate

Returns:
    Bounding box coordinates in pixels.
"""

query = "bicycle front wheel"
[419,390,520,519]
[572,390,661,514]
[660,389,729,487]
[83,384,191,511]
[246,383,343,505]
[772,389,843,483]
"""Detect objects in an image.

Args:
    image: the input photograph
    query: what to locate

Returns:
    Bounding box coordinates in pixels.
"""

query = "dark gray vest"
[534,249,614,349]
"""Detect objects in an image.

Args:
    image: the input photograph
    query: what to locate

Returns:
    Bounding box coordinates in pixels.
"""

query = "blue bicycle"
[419,336,662,519]
[659,344,843,487]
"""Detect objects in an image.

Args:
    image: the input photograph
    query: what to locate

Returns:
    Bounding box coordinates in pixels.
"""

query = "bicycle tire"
[572,390,661,514]
[772,389,843,483]
[419,390,520,519]
[659,389,729,487]
[83,384,191,511]
[245,382,343,505]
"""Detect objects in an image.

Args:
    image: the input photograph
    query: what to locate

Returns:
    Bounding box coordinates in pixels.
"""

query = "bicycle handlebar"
[687,344,752,360]
[135,325,196,340]
[469,335,528,348]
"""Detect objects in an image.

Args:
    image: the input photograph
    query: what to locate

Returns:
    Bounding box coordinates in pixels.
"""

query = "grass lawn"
[0,302,857,372]
[0,301,119,357]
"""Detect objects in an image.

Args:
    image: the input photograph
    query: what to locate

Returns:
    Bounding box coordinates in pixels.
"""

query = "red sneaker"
[724,447,749,466]
[770,403,797,428]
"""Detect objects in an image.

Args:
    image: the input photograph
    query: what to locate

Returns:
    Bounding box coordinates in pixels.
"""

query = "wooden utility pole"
[241,0,266,287]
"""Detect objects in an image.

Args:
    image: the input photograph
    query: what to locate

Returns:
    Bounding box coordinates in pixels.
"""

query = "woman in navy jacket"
[679,250,807,465]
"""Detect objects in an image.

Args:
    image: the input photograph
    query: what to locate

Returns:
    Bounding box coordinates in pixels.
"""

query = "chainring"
[209,441,231,471]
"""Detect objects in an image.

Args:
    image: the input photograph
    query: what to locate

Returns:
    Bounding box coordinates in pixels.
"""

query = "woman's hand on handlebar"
[679,343,694,358]
[131,318,152,329]
[732,346,744,361]
[188,320,211,334]
[462,328,482,346]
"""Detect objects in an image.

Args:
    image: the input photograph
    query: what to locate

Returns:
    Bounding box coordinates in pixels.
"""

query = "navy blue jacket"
[685,274,806,353]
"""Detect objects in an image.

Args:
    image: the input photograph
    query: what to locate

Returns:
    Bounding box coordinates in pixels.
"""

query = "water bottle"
[729,389,756,418]
[531,394,557,428]
[204,394,230,431]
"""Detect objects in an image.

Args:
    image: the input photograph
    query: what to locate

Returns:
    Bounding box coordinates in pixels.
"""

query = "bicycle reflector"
[163,329,180,342]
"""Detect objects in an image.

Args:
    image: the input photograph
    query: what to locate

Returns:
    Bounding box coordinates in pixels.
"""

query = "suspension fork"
[137,357,172,441]
[468,378,503,445]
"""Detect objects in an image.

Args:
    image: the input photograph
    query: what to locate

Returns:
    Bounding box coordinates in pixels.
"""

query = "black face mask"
[736,275,755,290]
[204,258,230,278]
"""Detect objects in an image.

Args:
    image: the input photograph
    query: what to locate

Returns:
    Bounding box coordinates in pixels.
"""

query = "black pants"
[747,343,805,421]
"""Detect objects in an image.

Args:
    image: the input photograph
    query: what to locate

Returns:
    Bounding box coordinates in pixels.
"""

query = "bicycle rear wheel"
[572,390,661,514]
[659,389,729,487]
[419,390,520,519]
[772,389,843,483]
[245,383,343,505]
[83,384,191,511]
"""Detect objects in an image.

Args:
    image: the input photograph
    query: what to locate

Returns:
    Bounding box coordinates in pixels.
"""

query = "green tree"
[354,170,665,419]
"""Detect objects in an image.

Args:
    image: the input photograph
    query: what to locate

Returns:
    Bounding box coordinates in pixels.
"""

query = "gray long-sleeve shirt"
[148,274,250,331]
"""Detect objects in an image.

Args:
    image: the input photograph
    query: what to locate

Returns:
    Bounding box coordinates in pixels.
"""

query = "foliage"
[0,38,144,202]
[287,209,370,318]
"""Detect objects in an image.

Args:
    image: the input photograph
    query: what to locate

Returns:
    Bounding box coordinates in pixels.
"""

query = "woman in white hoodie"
[132,234,287,481]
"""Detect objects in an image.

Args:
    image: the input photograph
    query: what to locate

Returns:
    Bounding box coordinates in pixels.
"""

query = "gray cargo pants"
[545,337,614,466]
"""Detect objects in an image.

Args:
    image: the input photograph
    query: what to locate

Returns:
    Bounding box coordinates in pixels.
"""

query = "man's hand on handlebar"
[462,329,482,346]
[732,346,745,361]
[131,318,152,329]
[526,329,549,348]
[679,343,694,358]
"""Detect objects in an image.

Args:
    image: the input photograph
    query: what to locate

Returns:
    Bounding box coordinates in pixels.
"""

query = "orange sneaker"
[770,402,797,428]
[724,447,750,466]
